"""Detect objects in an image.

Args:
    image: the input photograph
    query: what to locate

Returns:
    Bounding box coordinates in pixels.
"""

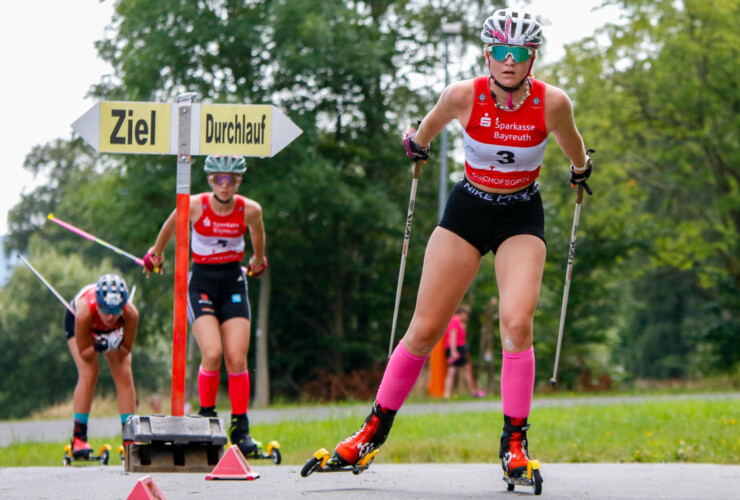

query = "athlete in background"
[66,274,138,458]
[443,305,486,399]
[143,155,268,457]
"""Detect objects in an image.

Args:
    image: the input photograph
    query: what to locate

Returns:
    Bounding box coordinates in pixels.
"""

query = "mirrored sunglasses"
[488,45,534,63]
[99,306,122,316]
[211,173,241,186]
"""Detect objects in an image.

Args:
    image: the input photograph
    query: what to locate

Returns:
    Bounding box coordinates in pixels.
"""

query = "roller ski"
[301,447,379,476]
[63,437,111,466]
[242,439,282,464]
[301,401,395,477]
[228,413,280,464]
[117,439,133,461]
[500,416,543,495]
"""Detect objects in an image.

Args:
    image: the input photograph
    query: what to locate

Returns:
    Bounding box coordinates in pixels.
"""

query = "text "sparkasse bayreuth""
[204,113,267,145]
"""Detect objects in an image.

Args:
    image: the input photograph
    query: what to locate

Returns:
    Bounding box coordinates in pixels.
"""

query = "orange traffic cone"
[427,338,447,397]
[205,445,260,480]
[126,475,166,500]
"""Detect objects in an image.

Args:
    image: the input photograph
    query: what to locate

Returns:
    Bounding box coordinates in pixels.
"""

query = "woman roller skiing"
[306,8,593,493]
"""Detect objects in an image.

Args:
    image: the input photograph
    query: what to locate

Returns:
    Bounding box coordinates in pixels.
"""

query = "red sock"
[198,366,220,408]
[228,370,250,415]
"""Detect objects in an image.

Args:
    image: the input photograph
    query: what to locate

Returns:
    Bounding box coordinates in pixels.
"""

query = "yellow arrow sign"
[100,102,172,154]
[72,101,301,157]
[200,104,271,157]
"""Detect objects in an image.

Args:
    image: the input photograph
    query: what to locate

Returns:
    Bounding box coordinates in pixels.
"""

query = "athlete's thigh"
[105,350,133,380]
[494,234,546,325]
[407,227,482,345]
[67,337,97,374]
[220,317,250,372]
[192,315,224,363]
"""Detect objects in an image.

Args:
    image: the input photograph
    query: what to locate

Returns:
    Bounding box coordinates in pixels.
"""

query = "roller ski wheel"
[266,441,282,465]
[242,439,282,465]
[63,445,72,467]
[300,447,379,477]
[502,459,543,495]
[62,444,112,467]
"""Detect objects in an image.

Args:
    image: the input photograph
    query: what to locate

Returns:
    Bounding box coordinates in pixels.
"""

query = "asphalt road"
[2,393,739,499]
[1,462,738,499]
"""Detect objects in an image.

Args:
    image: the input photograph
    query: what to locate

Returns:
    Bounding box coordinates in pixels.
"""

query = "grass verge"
[1,398,737,467]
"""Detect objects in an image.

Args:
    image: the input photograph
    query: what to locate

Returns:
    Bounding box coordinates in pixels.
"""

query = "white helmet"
[481,8,543,49]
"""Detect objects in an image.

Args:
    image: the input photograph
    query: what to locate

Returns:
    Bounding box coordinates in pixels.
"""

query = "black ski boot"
[199,406,218,417]
[500,415,532,478]
[72,421,93,459]
[229,413,258,456]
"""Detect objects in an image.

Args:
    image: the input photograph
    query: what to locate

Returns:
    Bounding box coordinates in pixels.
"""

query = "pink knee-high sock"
[501,346,535,419]
[376,342,428,411]
[228,370,250,415]
[198,366,220,408]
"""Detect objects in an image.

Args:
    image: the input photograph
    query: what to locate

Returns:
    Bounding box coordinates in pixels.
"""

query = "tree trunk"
[253,266,271,408]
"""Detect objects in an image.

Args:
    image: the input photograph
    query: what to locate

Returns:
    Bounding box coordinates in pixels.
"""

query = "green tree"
[0,249,168,418]
[86,0,487,398]
[547,0,740,378]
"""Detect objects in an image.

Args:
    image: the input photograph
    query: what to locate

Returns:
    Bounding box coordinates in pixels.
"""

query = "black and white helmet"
[481,9,543,49]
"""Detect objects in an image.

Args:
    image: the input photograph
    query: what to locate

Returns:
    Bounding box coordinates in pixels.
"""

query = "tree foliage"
[545,0,740,375]
[2,0,739,416]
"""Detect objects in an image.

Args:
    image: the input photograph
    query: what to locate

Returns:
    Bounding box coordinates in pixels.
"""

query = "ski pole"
[388,160,423,358]
[550,149,595,387]
[47,214,145,267]
[16,253,76,315]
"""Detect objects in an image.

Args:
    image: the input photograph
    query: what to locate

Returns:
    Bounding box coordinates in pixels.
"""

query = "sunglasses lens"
[215,174,234,186]
[491,45,532,63]
[100,307,121,315]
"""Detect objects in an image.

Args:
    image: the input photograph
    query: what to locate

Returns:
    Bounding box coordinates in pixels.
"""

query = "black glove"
[570,149,595,195]
[94,336,110,353]
[403,127,430,162]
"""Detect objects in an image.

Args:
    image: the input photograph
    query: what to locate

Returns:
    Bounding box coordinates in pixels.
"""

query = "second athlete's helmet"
[481,9,544,49]
[204,155,247,174]
[96,274,129,314]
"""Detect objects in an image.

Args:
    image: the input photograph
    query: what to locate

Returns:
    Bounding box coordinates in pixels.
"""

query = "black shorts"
[64,310,75,340]
[439,178,546,255]
[445,345,469,367]
[187,261,251,325]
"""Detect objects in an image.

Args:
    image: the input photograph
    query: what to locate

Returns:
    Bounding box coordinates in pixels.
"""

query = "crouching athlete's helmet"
[96,274,129,315]
[204,155,247,174]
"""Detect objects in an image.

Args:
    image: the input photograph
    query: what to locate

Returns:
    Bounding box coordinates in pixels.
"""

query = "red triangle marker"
[127,475,167,500]
[205,445,260,480]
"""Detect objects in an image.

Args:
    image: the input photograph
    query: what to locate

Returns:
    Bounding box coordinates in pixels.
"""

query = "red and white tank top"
[191,193,247,264]
[72,284,126,334]
[462,76,549,189]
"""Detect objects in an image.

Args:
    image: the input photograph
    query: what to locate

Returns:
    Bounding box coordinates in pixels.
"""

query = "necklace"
[493,78,531,111]
[213,193,233,205]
